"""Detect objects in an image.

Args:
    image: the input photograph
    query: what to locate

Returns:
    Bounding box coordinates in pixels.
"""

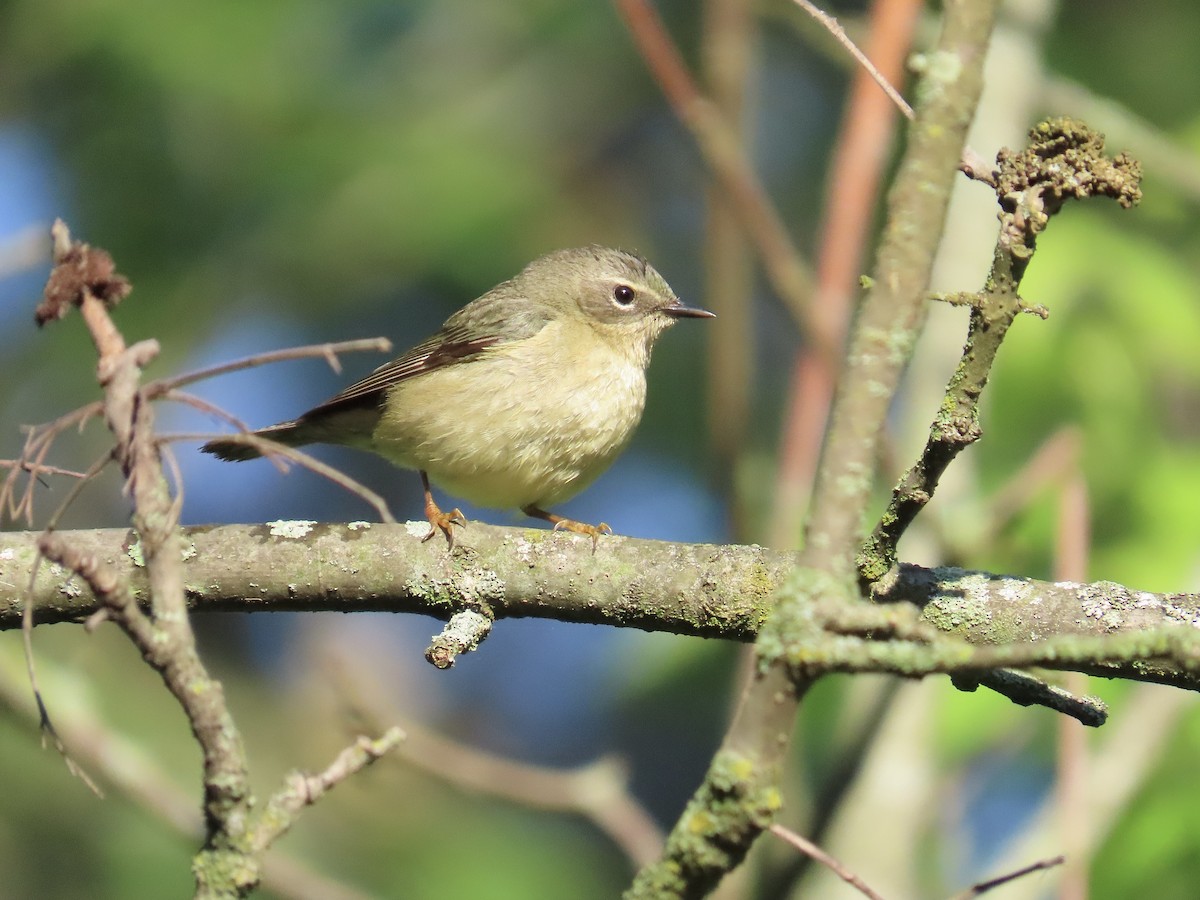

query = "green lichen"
[625,749,781,899]
[921,569,1026,644]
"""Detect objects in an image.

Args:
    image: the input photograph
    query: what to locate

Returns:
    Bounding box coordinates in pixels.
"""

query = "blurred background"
[2,0,1200,897]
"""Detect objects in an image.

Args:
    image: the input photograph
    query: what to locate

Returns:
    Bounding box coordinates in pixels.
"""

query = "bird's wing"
[298,290,552,418]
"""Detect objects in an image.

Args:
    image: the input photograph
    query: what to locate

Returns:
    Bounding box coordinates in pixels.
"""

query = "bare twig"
[948,855,1065,900]
[144,337,392,395]
[2,402,103,524]
[770,824,885,900]
[250,728,404,854]
[159,388,253,435]
[327,653,665,869]
[31,536,136,800]
[790,0,914,119]
[26,221,407,896]
[37,220,255,896]
[955,669,1106,728]
[790,0,998,185]
[156,391,288,474]
[0,460,90,480]
[160,432,396,523]
[17,446,116,793]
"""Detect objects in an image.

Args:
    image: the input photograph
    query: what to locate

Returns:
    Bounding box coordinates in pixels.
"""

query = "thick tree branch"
[627,3,1002,894]
[4,523,1200,690]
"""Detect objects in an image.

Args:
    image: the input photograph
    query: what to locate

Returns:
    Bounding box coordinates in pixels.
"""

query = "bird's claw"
[423,507,467,549]
[551,519,612,553]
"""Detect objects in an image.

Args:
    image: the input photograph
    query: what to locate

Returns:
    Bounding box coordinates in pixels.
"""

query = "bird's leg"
[522,505,612,552]
[421,471,467,548]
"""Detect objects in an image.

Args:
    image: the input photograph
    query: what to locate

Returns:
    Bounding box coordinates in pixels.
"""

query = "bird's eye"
[613,284,636,306]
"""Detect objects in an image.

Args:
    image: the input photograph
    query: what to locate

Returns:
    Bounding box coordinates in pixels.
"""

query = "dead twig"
[160,431,397,523]
[948,855,1065,900]
[144,336,392,395]
[770,824,885,900]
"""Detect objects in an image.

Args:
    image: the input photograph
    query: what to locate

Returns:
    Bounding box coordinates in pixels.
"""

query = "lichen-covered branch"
[4,525,1200,689]
[1,522,777,638]
[25,223,401,899]
[858,119,1143,583]
[626,2,1003,894]
[38,224,256,889]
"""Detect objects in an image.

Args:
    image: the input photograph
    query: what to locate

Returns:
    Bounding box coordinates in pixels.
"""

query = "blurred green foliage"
[2,0,1200,898]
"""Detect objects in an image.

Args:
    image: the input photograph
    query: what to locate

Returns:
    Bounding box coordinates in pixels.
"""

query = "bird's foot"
[553,518,612,553]
[421,470,466,549]
[523,505,611,552]
[423,502,467,549]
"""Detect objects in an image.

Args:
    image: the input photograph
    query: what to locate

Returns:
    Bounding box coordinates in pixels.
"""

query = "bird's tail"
[201,421,305,461]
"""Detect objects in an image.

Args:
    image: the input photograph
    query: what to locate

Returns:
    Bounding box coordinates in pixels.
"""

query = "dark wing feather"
[298,289,552,420]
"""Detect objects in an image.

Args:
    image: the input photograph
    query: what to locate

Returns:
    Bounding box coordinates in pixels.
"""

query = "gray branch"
[3,521,1198,688]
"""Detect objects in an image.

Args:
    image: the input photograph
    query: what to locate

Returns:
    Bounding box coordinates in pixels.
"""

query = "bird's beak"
[662,300,716,319]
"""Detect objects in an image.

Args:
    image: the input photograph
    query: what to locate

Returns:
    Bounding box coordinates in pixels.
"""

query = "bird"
[202,246,714,548]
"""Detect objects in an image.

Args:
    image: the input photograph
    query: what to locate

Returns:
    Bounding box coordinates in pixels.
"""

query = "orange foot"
[423,504,467,549]
[522,505,612,552]
[421,471,466,549]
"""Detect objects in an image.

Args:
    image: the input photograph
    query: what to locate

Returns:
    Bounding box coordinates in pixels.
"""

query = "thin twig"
[159,388,253,433]
[948,855,1064,900]
[157,390,287,474]
[250,728,405,855]
[0,460,90,479]
[858,121,1142,585]
[38,220,257,894]
[326,652,666,869]
[963,669,1106,728]
[159,432,396,524]
[18,446,117,795]
[158,441,186,528]
[791,0,914,119]
[769,824,885,900]
[790,0,998,184]
[145,337,392,395]
[35,450,117,537]
[2,402,103,524]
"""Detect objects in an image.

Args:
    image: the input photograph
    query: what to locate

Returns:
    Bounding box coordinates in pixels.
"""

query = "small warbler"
[202,246,713,547]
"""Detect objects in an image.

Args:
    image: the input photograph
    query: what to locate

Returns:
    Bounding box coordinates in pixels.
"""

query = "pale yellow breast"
[371,319,647,509]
